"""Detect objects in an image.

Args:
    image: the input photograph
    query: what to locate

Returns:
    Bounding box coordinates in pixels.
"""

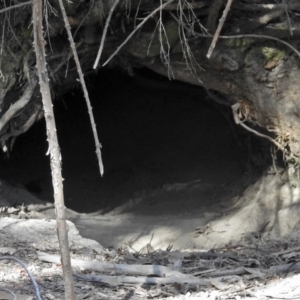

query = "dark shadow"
[0,68,268,214]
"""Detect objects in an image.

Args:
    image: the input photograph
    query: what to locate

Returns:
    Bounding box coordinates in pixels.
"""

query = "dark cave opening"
[0,69,270,213]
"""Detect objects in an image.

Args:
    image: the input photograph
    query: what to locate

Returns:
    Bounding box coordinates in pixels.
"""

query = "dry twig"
[57,0,104,176]
[207,0,233,59]
[74,273,211,286]
[102,0,174,67]
[32,0,76,298]
[0,1,31,14]
[93,0,120,69]
[38,251,186,277]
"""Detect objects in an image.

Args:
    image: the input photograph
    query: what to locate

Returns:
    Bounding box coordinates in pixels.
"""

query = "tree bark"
[32,0,76,298]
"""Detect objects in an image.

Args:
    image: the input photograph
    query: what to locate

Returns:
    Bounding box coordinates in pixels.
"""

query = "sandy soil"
[1,176,300,299]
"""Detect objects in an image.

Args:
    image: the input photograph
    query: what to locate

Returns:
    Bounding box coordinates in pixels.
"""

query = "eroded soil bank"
[1,71,300,299]
[1,70,298,250]
[0,70,254,215]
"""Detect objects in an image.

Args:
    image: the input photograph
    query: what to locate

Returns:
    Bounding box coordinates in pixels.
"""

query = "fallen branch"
[39,251,300,276]
[74,273,211,286]
[192,250,247,261]
[37,251,186,277]
[201,267,249,278]
[270,261,300,274]
[38,250,300,289]
[272,245,300,257]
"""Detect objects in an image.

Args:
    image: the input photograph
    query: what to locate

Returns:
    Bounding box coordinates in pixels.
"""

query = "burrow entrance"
[0,69,268,214]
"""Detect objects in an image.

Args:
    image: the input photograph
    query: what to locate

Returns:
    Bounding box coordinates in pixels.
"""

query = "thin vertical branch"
[93,0,120,69]
[206,0,233,59]
[57,0,104,176]
[31,0,76,299]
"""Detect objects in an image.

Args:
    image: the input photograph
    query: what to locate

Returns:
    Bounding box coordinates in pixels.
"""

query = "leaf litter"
[1,225,300,300]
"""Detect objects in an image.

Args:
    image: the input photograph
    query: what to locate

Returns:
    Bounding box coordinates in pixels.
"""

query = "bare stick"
[38,251,186,277]
[57,0,104,176]
[32,0,76,299]
[206,0,233,59]
[74,273,211,286]
[93,0,120,69]
[102,0,174,67]
[0,1,31,14]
